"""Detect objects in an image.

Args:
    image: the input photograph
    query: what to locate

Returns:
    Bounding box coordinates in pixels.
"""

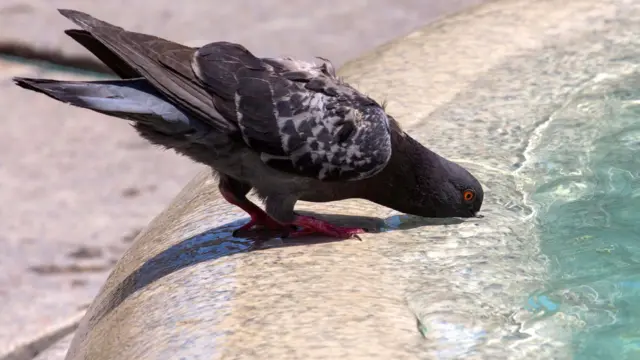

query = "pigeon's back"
[15,9,395,186]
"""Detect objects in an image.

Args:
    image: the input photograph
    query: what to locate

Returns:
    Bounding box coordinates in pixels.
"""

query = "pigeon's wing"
[58,9,236,133]
[192,42,393,181]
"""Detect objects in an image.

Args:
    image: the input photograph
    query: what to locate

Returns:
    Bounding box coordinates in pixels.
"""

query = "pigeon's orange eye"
[463,190,475,202]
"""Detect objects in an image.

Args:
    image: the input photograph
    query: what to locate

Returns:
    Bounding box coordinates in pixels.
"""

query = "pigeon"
[13,9,484,239]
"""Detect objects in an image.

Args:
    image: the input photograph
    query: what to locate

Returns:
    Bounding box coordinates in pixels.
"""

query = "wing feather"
[193,43,392,181]
[58,9,392,182]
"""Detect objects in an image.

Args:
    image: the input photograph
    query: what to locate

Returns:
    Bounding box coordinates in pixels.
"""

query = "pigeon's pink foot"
[287,215,367,239]
[219,188,288,236]
[234,211,284,233]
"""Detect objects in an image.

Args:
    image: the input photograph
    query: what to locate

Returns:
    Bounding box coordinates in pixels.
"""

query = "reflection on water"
[382,214,466,231]
[526,70,640,359]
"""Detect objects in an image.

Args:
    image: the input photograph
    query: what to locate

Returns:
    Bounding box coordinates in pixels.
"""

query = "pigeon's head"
[421,155,485,218]
[370,132,484,219]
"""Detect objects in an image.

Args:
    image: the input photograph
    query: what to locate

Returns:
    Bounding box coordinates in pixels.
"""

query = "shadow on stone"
[83,210,466,331]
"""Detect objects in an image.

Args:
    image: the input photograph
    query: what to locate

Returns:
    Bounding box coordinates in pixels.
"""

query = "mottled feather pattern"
[271,90,391,181]
[193,44,392,181]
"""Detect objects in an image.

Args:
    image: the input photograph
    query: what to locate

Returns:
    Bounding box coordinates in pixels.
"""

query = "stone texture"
[3,312,83,360]
[62,0,640,358]
[33,333,75,360]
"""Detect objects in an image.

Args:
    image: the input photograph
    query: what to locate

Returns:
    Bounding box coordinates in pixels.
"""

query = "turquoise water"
[526,71,640,359]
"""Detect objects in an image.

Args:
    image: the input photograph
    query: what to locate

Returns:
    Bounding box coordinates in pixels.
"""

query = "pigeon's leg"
[265,196,366,239]
[287,215,367,240]
[218,176,286,235]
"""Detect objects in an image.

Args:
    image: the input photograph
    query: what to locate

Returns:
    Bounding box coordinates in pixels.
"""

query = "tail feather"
[55,9,236,133]
[13,77,209,135]
[64,29,140,79]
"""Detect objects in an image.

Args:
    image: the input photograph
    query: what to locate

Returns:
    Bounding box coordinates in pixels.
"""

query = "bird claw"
[232,214,288,238]
[232,214,367,241]
[232,220,258,237]
[286,215,367,240]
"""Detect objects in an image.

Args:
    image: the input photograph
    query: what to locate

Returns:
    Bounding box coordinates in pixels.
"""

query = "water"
[525,69,640,359]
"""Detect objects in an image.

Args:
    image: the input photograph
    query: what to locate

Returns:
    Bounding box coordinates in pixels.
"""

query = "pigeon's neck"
[357,131,441,215]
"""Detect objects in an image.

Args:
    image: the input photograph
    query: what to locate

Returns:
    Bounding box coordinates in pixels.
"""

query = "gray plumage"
[14,9,484,238]
[15,78,207,135]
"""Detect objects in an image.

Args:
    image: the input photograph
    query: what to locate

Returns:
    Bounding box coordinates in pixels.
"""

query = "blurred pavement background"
[0,0,485,358]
